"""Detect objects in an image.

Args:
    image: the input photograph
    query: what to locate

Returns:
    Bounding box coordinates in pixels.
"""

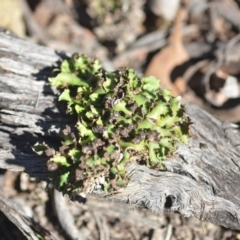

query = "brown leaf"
[145,9,189,96]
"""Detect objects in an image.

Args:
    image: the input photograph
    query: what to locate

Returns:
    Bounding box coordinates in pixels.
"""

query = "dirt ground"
[1,0,240,239]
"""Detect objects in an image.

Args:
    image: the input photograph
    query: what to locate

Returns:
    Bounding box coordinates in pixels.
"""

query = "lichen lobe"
[33,54,191,195]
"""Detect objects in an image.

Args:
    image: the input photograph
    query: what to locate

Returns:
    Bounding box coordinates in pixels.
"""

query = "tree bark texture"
[1,29,240,230]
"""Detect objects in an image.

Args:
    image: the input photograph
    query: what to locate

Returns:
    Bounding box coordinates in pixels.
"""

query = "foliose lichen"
[33,54,191,196]
[87,0,122,24]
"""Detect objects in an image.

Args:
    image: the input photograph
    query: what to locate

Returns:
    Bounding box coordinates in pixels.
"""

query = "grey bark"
[0,29,240,231]
[0,191,58,240]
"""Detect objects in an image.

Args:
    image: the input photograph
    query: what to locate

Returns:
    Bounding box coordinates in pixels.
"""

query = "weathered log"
[1,29,240,231]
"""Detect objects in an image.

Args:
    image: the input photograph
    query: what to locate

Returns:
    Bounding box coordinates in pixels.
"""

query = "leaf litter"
[0,0,240,239]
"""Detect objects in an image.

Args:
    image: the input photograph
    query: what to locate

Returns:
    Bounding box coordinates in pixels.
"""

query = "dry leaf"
[145,9,189,96]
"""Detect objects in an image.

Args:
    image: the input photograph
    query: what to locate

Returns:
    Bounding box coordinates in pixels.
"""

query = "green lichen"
[87,0,122,24]
[33,54,191,196]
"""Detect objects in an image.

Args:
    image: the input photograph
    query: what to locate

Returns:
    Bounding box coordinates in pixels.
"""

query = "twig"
[165,224,173,240]
[19,0,51,45]
[92,211,109,240]
[53,189,86,240]
[0,191,58,240]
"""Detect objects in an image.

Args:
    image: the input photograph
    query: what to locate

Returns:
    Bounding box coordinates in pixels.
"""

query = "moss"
[33,54,191,196]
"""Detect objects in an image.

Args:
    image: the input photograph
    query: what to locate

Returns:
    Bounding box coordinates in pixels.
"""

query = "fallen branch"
[0,29,240,231]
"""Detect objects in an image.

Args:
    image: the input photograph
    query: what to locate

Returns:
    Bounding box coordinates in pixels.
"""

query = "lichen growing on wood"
[33,54,191,196]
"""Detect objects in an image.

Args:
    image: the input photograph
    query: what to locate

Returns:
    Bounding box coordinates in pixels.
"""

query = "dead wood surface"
[1,29,240,232]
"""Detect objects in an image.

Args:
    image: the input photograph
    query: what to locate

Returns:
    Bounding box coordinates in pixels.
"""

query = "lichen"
[33,54,191,196]
[87,0,122,24]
